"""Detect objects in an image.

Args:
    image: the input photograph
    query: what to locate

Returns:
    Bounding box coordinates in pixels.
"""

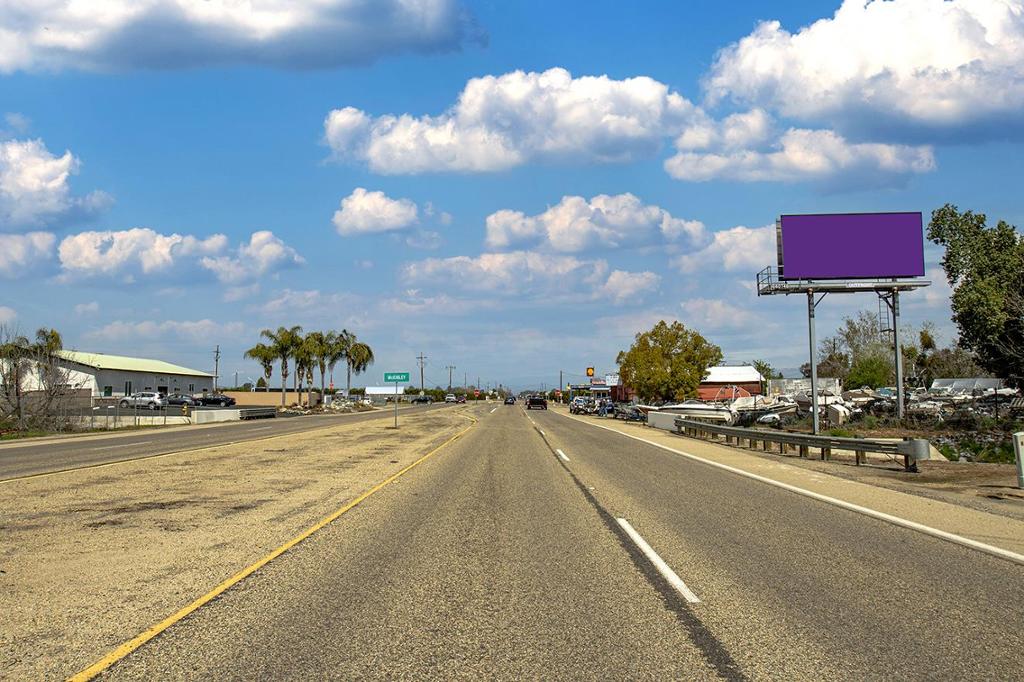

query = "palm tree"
[243,343,276,393]
[346,340,375,397]
[328,329,353,394]
[304,331,332,400]
[260,326,302,407]
[293,334,314,406]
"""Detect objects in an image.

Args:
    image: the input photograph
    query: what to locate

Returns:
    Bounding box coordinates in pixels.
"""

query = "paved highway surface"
[98,405,1023,680]
[0,403,445,481]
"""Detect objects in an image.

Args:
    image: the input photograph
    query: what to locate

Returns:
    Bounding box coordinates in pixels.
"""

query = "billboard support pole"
[807,290,820,435]
[892,289,905,421]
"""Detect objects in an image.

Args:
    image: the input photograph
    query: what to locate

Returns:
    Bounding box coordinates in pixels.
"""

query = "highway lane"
[0,403,447,481]
[100,404,728,680]
[88,405,1023,679]
[528,409,1024,679]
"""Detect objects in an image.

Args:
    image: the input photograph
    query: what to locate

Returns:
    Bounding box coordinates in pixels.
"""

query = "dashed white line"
[617,518,700,604]
[92,441,152,451]
[538,429,545,436]
[250,426,274,431]
[490,408,497,414]
[556,449,570,462]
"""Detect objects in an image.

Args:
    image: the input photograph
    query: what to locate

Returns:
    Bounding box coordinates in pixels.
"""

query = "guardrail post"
[1014,432,1023,489]
[799,445,808,458]
[855,450,865,465]
[821,447,830,461]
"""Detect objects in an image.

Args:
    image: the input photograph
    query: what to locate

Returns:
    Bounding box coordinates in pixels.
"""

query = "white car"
[119,391,166,410]
[445,394,457,403]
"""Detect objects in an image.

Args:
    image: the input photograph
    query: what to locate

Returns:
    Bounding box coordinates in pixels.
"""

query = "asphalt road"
[0,403,447,481]
[97,405,1023,680]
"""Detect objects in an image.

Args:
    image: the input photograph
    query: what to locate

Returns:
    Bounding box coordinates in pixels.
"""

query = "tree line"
[245,328,375,407]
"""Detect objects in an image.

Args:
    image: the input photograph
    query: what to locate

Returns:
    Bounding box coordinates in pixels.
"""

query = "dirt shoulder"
[0,406,477,680]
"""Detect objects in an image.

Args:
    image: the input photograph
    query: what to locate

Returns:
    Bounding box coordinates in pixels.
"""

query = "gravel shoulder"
[0,405,475,680]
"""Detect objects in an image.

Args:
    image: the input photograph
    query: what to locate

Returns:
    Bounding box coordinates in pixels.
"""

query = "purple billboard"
[778,212,924,280]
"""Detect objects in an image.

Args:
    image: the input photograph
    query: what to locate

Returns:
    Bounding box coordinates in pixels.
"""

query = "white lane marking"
[250,426,274,431]
[556,412,1024,567]
[617,518,700,604]
[92,441,152,451]
[556,449,570,462]
[538,429,545,436]
[490,408,497,414]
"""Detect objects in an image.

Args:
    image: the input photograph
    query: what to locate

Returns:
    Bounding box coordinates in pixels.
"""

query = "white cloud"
[73,301,100,316]
[0,305,15,324]
[199,230,304,283]
[3,112,30,135]
[86,319,244,343]
[0,139,111,230]
[598,270,661,304]
[58,228,226,279]
[680,298,757,332]
[0,231,55,276]
[325,67,701,173]
[403,250,657,304]
[485,193,705,252]
[665,115,935,185]
[256,289,355,316]
[380,293,491,316]
[222,284,260,302]
[333,187,418,236]
[704,0,1024,136]
[672,225,776,274]
[0,0,480,73]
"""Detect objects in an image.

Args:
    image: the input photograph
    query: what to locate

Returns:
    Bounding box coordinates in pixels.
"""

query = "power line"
[416,352,428,391]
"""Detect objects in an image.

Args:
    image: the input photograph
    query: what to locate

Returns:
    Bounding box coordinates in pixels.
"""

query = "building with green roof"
[55,350,214,398]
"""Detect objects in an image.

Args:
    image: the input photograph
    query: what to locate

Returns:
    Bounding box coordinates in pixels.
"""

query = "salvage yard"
[0,406,476,680]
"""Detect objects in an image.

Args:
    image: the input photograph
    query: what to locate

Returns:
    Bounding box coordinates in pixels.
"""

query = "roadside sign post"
[384,372,410,428]
[1014,432,1024,489]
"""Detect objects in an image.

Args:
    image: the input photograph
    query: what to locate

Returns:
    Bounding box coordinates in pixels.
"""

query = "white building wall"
[90,369,214,397]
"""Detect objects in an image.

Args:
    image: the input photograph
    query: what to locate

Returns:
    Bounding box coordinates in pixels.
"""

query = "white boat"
[654,400,737,425]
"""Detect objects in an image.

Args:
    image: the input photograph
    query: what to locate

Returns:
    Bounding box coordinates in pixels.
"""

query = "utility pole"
[213,345,221,393]
[464,372,467,390]
[416,352,428,392]
[234,371,238,389]
[559,370,563,403]
[446,365,456,391]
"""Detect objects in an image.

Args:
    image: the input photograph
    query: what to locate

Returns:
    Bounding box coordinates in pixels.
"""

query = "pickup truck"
[525,395,548,410]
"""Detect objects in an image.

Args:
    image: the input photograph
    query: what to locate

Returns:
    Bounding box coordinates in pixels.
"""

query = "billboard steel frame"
[757,266,929,434]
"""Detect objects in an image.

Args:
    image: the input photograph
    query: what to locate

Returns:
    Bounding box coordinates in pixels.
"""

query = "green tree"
[303,331,333,399]
[260,326,302,407]
[327,329,353,393]
[928,204,1024,385]
[616,320,722,402]
[346,340,375,396]
[752,359,781,394]
[243,343,276,393]
[846,354,892,389]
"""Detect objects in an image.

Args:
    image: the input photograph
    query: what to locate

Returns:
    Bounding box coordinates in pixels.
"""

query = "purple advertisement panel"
[779,212,924,280]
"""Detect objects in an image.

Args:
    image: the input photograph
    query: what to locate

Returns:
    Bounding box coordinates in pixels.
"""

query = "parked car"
[196,394,236,407]
[119,392,166,410]
[445,394,457,403]
[504,396,515,405]
[411,395,432,404]
[525,395,547,410]
[165,393,197,406]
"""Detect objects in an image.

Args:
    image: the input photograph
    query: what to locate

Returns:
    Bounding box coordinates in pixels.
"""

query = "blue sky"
[1,0,1021,390]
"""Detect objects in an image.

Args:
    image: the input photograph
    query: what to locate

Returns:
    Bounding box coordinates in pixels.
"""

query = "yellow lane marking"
[68,419,476,681]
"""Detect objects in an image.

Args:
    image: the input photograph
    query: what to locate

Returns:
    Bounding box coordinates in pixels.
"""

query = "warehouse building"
[53,350,214,398]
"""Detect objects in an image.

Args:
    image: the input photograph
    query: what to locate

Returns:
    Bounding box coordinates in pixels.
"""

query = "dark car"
[411,395,432,404]
[525,395,547,410]
[457,396,467,404]
[504,396,515,405]
[165,393,197,406]
[196,394,236,407]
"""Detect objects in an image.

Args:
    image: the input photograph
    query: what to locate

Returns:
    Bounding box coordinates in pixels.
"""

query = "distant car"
[445,394,457,403]
[165,393,197,406]
[457,396,466,404]
[411,395,432,404]
[119,392,166,410]
[504,396,515,405]
[525,395,547,410]
[196,394,236,407]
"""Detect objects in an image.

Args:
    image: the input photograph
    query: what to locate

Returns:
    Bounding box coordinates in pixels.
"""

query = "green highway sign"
[384,372,410,383]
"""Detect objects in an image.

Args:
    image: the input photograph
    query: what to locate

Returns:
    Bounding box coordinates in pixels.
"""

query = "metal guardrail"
[673,417,931,471]
[238,407,276,420]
